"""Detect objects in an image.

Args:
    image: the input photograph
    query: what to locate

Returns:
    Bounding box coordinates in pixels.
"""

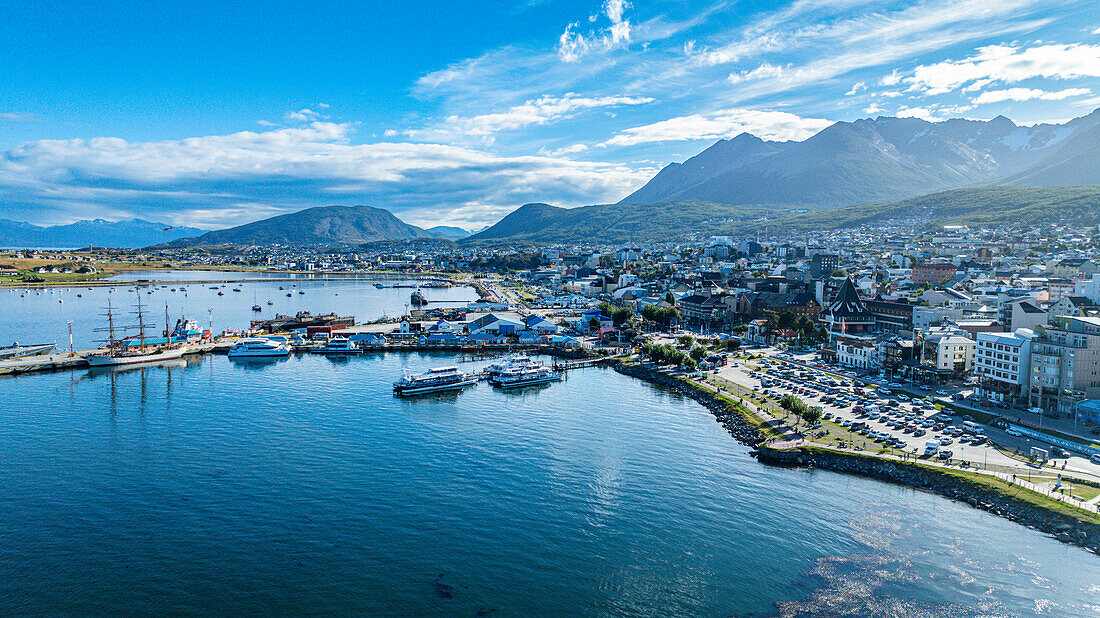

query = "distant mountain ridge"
[0,218,204,249]
[166,205,465,246]
[621,108,1100,207]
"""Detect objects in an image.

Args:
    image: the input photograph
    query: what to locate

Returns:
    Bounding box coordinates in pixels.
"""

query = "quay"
[0,342,221,376]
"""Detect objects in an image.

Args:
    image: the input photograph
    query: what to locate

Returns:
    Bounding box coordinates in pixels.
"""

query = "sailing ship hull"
[85,346,187,367]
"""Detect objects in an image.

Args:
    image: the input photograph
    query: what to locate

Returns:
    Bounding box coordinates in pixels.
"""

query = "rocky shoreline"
[608,359,1100,555]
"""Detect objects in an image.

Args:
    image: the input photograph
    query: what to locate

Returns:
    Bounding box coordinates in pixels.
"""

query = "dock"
[0,342,220,376]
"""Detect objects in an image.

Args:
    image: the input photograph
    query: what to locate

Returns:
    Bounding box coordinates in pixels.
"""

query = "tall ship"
[490,363,563,389]
[227,337,292,358]
[393,366,476,396]
[85,297,188,367]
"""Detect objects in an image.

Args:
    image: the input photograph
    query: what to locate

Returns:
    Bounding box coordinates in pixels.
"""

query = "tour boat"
[311,337,360,355]
[490,364,563,389]
[393,366,476,396]
[227,337,291,358]
[486,353,541,377]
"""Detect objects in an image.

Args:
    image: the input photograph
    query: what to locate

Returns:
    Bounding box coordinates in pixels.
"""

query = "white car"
[935,389,948,396]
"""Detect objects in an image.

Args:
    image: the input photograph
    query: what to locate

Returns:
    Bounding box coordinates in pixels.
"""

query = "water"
[1,353,1097,615]
[0,273,478,350]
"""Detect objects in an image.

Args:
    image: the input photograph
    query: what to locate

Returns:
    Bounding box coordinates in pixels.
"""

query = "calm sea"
[0,273,478,350]
[1,349,1098,615]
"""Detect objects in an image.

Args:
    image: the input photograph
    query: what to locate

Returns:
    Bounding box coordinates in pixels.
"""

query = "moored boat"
[490,364,563,389]
[311,336,360,355]
[393,366,476,396]
[0,342,57,360]
[227,337,291,358]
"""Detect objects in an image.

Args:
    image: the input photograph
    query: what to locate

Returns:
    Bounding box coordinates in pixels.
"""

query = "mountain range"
[166,205,469,246]
[0,218,205,249]
[620,108,1100,207]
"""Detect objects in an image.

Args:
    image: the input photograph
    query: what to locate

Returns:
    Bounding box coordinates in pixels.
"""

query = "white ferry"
[491,364,563,389]
[393,366,476,396]
[227,337,291,358]
[486,354,540,377]
[311,337,361,355]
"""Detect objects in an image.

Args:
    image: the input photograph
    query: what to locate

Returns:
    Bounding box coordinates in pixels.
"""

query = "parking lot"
[712,352,1100,491]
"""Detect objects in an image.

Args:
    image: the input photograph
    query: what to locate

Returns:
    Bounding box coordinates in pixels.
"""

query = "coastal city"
[5,216,1100,530]
[5,0,1100,614]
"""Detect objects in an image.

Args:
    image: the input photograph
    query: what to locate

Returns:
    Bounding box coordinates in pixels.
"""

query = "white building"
[975,329,1035,403]
[1076,274,1100,304]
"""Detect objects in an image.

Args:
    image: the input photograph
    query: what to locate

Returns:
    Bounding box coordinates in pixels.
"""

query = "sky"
[1,0,1099,231]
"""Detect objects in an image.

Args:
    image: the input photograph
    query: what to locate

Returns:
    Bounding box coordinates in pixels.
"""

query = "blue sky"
[2,0,1099,230]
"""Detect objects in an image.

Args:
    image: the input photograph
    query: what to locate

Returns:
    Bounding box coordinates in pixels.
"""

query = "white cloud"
[845,81,866,96]
[284,108,324,122]
[383,129,399,137]
[864,104,885,115]
[973,86,1091,104]
[879,69,902,86]
[538,143,590,156]
[905,43,1100,95]
[728,63,789,84]
[557,0,633,62]
[0,123,653,228]
[0,112,40,122]
[896,106,939,121]
[601,108,832,146]
[406,94,653,141]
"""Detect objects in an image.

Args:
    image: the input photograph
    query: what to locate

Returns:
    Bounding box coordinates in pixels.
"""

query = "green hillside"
[764,185,1100,232]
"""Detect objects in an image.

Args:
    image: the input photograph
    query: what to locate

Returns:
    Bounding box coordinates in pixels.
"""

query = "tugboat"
[410,289,427,307]
[393,366,476,396]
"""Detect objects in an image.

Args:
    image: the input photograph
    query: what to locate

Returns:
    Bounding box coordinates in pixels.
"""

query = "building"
[975,329,1035,404]
[678,291,729,325]
[1028,316,1100,414]
[915,326,975,383]
[1075,274,1100,304]
[1051,258,1099,279]
[912,261,957,285]
[819,278,876,368]
[865,298,914,333]
[809,253,839,280]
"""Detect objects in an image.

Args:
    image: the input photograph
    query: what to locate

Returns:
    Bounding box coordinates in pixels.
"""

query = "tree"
[677,334,694,348]
[588,317,600,333]
[802,406,822,424]
[724,338,741,352]
[612,306,633,327]
[681,357,697,371]
[690,345,706,362]
[664,291,676,304]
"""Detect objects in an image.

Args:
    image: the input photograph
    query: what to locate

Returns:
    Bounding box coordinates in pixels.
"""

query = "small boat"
[227,337,291,358]
[375,283,385,289]
[267,300,273,305]
[311,337,360,355]
[286,293,292,297]
[393,366,476,396]
[298,290,305,295]
[251,304,262,312]
[0,342,57,360]
[218,291,224,296]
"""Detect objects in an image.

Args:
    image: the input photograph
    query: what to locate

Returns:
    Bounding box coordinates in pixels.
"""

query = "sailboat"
[85,295,187,367]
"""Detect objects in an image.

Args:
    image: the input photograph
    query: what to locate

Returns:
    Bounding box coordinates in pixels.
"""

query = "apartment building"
[1028,316,1100,413]
[975,329,1035,403]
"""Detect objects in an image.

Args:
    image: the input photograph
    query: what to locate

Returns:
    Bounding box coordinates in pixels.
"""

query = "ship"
[410,290,427,306]
[227,337,292,358]
[490,364,563,389]
[85,297,189,367]
[393,366,476,396]
[486,353,540,377]
[310,336,361,355]
[0,342,57,360]
[250,311,356,333]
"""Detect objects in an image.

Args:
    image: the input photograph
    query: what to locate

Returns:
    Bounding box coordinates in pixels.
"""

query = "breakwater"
[607,359,1100,554]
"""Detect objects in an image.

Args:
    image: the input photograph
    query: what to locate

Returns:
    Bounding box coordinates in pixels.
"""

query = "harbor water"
[1,351,1097,615]
[0,273,478,350]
